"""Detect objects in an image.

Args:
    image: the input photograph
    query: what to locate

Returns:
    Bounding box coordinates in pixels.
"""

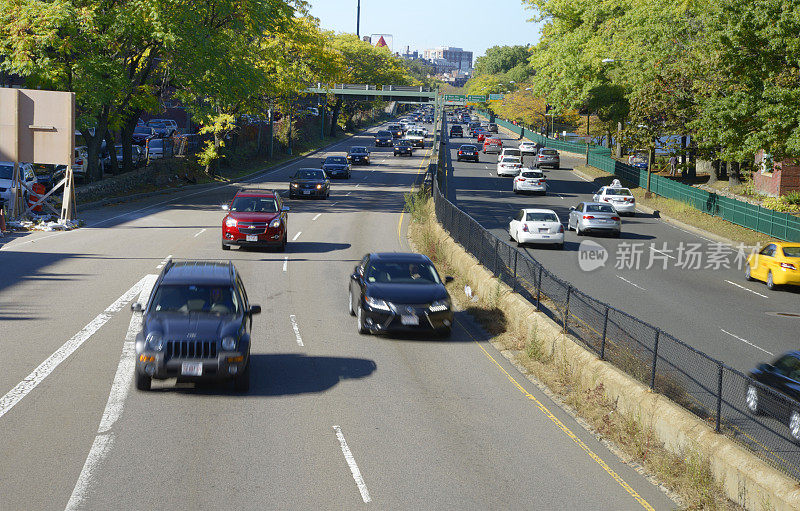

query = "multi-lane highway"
[0,119,676,509]
[447,121,800,373]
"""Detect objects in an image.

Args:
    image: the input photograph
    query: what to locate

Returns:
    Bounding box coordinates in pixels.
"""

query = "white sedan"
[518,141,539,155]
[513,169,547,195]
[497,156,522,177]
[509,208,564,249]
[592,179,637,215]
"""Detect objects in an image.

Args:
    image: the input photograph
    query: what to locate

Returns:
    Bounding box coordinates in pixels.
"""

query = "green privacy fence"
[478,111,800,241]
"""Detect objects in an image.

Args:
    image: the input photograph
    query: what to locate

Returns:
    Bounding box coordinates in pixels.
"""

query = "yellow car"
[745,242,800,290]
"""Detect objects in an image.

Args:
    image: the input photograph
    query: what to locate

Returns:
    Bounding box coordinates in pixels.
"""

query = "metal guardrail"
[483,112,800,242]
[432,119,800,481]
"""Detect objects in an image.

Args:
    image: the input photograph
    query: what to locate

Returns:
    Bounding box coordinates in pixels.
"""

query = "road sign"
[467,95,487,102]
[488,94,504,101]
[444,100,466,106]
[444,94,466,101]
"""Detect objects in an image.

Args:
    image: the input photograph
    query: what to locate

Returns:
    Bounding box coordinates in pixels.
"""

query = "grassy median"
[404,187,741,510]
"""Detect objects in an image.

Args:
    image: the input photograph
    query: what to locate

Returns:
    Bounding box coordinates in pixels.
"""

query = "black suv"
[132,261,261,392]
[449,125,463,138]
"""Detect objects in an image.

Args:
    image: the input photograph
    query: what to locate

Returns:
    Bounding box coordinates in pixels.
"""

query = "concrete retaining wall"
[420,210,800,510]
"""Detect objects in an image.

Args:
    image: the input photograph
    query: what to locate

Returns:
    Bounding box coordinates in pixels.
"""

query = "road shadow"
[234,241,351,254]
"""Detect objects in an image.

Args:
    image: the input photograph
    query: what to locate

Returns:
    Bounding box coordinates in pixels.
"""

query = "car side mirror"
[281,205,290,212]
[131,302,143,312]
[249,305,262,315]
[445,276,454,283]
[221,204,229,211]
[569,207,575,211]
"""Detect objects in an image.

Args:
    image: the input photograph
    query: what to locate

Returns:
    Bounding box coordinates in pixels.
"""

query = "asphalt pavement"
[0,118,675,510]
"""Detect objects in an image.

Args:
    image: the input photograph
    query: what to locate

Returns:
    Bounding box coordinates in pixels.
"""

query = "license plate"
[303,190,311,195]
[246,235,258,242]
[400,314,419,326]
[539,228,549,233]
[181,362,202,376]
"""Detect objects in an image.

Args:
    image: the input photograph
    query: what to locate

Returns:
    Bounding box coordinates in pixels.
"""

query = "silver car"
[535,148,560,169]
[567,202,621,237]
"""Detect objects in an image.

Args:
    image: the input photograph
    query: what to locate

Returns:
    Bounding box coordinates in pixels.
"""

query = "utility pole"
[356,0,361,38]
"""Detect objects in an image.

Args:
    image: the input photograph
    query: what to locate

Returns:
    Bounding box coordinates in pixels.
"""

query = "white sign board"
[0,88,75,166]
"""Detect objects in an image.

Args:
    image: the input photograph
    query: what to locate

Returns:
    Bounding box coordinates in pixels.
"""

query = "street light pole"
[356,0,361,38]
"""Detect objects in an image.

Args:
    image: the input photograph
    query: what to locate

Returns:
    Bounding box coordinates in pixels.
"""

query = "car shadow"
[235,241,351,254]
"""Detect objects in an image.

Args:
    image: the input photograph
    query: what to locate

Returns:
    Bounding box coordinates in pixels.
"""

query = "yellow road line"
[397,148,432,246]
[456,319,656,511]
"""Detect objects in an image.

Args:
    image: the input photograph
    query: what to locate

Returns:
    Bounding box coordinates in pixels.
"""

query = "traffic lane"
[450,137,797,370]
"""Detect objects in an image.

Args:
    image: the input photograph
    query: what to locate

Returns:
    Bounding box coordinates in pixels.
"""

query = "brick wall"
[753,150,800,196]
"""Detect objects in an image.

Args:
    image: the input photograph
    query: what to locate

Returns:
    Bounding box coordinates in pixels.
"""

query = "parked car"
[289,168,330,199]
[347,146,370,166]
[508,208,564,249]
[497,156,522,177]
[628,153,648,170]
[513,169,547,195]
[0,162,37,208]
[745,242,800,290]
[394,139,414,157]
[148,119,176,137]
[221,188,289,251]
[592,180,636,215]
[567,202,621,237]
[534,148,560,169]
[457,144,480,162]
[348,252,454,337]
[115,144,145,167]
[131,260,261,392]
[449,124,463,138]
[146,137,175,159]
[746,351,800,441]
[483,137,503,154]
[132,126,156,146]
[375,130,393,147]
[322,156,351,179]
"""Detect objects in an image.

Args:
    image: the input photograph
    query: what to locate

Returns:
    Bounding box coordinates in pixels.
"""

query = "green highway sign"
[488,93,504,101]
[444,94,466,101]
[467,95,487,102]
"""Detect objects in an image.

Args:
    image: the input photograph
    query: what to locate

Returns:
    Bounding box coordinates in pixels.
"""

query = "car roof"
[369,252,431,263]
[349,146,367,150]
[162,261,235,285]
[775,242,800,248]
[235,188,277,198]
[584,202,613,207]
[522,208,558,214]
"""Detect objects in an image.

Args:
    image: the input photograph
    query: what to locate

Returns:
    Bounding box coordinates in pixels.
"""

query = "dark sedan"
[289,168,330,199]
[348,253,453,337]
[388,124,404,139]
[393,139,414,156]
[375,130,393,147]
[747,351,800,442]
[347,146,370,165]
[321,156,351,179]
[456,144,479,162]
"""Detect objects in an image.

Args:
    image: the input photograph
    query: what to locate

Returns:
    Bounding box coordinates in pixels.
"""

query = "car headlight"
[269,217,282,228]
[221,336,237,351]
[429,299,451,312]
[146,332,164,351]
[365,296,391,311]
[225,217,237,228]
[291,183,298,188]
[316,184,322,190]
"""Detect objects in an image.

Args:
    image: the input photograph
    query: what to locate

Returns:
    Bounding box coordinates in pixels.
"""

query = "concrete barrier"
[417,208,800,511]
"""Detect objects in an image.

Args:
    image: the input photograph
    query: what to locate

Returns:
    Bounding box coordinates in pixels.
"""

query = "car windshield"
[134,127,151,134]
[460,146,476,151]
[586,204,616,213]
[230,196,278,213]
[150,123,166,128]
[148,139,163,149]
[502,157,520,164]
[350,147,367,154]
[0,164,13,180]
[151,284,239,315]
[366,261,441,285]
[397,141,410,146]
[504,149,520,155]
[606,188,632,196]
[377,131,391,137]
[541,149,558,156]
[783,247,800,258]
[389,125,400,130]
[325,157,347,164]
[526,212,558,222]
[521,172,543,178]
[295,170,324,180]
[773,355,800,379]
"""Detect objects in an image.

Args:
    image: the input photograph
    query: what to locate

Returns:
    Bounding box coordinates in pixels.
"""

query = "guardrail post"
[563,285,571,333]
[600,306,609,360]
[535,265,543,310]
[716,363,724,433]
[650,330,660,390]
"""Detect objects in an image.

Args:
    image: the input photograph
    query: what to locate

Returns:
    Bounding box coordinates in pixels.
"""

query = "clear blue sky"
[307,1,542,63]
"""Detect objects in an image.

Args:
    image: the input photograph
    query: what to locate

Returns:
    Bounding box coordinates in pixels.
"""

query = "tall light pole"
[356,0,361,38]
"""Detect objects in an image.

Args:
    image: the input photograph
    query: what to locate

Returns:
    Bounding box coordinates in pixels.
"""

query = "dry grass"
[407,192,742,510]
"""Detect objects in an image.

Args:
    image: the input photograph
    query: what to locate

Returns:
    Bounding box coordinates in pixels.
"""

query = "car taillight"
[558,224,564,233]
[522,224,529,232]
[611,216,620,221]
[781,263,797,270]
[583,215,595,219]
[517,178,525,182]
[458,151,463,155]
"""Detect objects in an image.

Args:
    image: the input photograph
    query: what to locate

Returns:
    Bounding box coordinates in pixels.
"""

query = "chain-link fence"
[431,168,800,481]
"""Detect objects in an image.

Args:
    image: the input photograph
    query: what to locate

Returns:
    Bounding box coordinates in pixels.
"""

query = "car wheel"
[790,411,800,442]
[767,271,775,290]
[557,243,565,250]
[437,326,452,339]
[349,289,356,316]
[135,371,151,391]
[278,233,286,252]
[575,224,583,236]
[613,231,621,238]
[745,385,762,414]
[233,359,250,392]
[357,305,369,335]
[744,264,753,281]
[222,242,231,251]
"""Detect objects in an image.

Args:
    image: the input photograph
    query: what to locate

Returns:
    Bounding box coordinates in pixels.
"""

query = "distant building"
[422,47,473,73]
[400,46,420,60]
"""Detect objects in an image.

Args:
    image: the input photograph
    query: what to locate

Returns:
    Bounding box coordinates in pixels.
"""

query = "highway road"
[0,119,675,510]
[447,121,800,374]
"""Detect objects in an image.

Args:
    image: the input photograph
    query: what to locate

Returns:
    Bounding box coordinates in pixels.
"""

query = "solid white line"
[0,275,148,421]
[289,315,304,346]
[650,246,677,259]
[720,328,773,356]
[283,257,288,272]
[615,274,646,290]
[292,231,302,241]
[65,275,157,511]
[346,192,352,196]
[724,280,767,298]
[193,228,206,237]
[333,425,371,503]
[312,213,322,221]
[355,184,360,188]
